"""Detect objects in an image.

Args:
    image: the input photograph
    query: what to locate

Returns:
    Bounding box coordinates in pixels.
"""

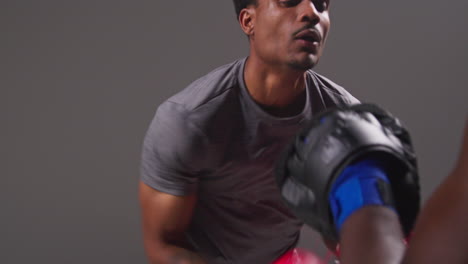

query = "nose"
[298,1,320,24]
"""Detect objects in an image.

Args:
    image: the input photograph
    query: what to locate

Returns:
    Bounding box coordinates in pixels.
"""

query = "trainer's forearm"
[339,206,406,264]
[145,243,207,264]
[402,167,468,264]
[402,122,468,264]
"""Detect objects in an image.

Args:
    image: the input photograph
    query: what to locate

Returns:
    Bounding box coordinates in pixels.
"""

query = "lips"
[294,29,322,43]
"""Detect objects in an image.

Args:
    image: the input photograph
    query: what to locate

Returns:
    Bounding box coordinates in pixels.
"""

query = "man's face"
[249,0,331,70]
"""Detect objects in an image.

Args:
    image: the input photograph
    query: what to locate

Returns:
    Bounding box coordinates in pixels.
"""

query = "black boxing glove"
[275,103,420,246]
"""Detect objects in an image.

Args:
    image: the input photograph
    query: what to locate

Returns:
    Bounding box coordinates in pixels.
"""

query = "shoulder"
[167,58,245,111]
[306,70,360,105]
[145,101,206,157]
[142,100,209,175]
[158,59,246,142]
[144,58,246,169]
[141,102,206,195]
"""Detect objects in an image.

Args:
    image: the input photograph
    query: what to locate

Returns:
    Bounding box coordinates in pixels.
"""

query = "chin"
[288,55,319,71]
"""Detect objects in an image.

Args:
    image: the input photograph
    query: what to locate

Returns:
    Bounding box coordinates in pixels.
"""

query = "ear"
[239,7,255,37]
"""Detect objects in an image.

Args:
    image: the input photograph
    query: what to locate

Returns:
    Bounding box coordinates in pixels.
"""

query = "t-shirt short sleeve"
[140,101,206,196]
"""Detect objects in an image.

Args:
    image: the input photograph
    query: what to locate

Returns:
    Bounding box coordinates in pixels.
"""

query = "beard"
[287,52,320,71]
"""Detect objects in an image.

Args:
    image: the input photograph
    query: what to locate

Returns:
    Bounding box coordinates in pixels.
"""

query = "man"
[139,0,357,263]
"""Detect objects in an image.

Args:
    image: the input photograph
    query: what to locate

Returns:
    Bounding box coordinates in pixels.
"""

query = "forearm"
[402,167,468,264]
[402,122,468,264]
[339,206,406,264]
[145,242,207,264]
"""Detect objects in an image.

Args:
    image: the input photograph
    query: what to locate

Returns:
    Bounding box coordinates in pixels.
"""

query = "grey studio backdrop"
[3,0,467,263]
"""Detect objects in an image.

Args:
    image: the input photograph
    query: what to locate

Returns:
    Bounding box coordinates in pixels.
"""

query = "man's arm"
[339,206,406,264]
[139,181,206,264]
[402,122,468,264]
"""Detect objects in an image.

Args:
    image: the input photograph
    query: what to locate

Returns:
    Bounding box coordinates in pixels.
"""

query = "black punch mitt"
[275,103,420,246]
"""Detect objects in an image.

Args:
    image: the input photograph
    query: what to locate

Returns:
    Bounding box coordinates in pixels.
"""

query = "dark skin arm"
[339,206,406,264]
[402,122,468,264]
[139,181,206,264]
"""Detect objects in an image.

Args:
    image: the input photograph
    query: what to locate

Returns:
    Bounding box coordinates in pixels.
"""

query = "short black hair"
[232,0,258,20]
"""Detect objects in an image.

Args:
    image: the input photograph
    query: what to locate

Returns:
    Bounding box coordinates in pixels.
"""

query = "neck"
[243,56,308,117]
[244,56,307,107]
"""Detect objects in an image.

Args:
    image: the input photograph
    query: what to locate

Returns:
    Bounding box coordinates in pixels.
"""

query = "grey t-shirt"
[140,58,358,264]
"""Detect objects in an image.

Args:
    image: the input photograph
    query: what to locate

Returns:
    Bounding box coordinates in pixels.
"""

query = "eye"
[313,0,329,12]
